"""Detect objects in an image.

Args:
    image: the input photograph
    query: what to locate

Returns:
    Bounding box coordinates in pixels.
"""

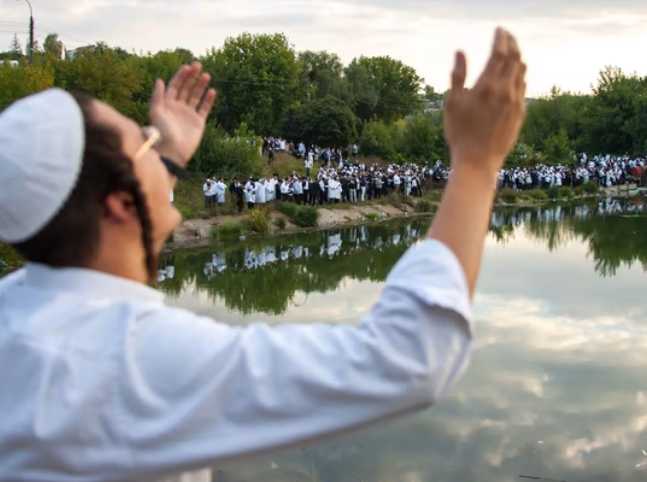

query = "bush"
[415,199,434,213]
[211,221,243,240]
[526,189,548,201]
[364,212,380,221]
[279,203,319,227]
[546,186,560,199]
[192,124,264,179]
[244,208,269,234]
[582,181,600,194]
[499,188,518,203]
[573,185,585,196]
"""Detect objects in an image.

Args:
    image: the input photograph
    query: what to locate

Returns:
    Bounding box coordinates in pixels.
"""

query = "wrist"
[157,145,188,168]
[450,159,499,185]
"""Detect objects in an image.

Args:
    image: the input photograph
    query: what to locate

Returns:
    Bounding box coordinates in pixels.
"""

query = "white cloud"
[2,0,646,95]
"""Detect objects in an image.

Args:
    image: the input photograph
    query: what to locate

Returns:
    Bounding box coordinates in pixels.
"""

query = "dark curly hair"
[12,92,157,283]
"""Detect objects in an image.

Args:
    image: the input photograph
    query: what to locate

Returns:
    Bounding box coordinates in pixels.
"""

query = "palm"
[149,64,216,165]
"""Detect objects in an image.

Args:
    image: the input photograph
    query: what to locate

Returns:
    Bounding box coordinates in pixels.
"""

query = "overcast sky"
[1,0,646,95]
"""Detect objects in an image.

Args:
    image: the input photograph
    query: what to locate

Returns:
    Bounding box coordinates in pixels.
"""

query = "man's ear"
[104,192,137,223]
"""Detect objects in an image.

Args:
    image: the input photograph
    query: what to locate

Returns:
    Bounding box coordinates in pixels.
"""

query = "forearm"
[427,161,497,298]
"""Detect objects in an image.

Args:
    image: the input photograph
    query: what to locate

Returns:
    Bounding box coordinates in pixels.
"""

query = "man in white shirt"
[0,29,526,482]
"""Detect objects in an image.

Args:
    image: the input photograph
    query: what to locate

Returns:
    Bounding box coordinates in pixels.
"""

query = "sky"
[1,0,646,96]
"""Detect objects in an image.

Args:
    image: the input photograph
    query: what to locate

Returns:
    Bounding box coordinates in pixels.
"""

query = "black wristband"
[161,157,190,179]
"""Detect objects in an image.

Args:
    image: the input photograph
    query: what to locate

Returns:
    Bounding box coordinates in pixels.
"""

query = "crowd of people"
[496,153,647,190]
[201,161,435,213]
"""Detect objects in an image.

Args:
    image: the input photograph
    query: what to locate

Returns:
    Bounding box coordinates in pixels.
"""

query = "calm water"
[2,199,645,480]
[152,198,647,480]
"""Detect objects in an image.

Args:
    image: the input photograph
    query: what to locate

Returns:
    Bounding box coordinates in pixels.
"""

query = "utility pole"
[17,0,34,65]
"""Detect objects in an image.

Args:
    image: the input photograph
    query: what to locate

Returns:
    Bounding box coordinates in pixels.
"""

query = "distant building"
[66,45,94,60]
[423,100,444,113]
[0,60,19,67]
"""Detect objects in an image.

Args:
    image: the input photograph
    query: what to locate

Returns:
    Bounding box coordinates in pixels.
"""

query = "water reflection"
[156,197,647,482]
[159,197,647,316]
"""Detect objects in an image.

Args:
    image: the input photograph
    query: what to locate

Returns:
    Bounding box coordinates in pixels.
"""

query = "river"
[2,198,645,481]
[153,196,647,482]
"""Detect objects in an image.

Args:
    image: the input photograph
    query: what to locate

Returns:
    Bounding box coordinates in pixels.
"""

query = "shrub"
[364,212,380,221]
[582,181,600,194]
[211,221,243,240]
[244,208,269,234]
[573,185,585,196]
[559,187,575,199]
[526,189,548,201]
[499,188,518,203]
[415,199,434,213]
[546,186,560,199]
[279,203,319,228]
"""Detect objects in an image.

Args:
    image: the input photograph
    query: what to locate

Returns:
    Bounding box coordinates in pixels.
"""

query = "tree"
[202,33,302,134]
[9,35,23,61]
[281,96,357,148]
[346,56,423,123]
[424,85,443,102]
[298,50,350,102]
[0,63,54,110]
[398,113,444,163]
[543,128,574,165]
[54,45,144,120]
[43,34,63,62]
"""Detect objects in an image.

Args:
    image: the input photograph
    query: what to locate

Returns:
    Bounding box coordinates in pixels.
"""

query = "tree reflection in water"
[158,196,647,314]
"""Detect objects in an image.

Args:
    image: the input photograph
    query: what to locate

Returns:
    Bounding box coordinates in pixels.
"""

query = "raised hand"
[444,28,527,175]
[149,63,217,167]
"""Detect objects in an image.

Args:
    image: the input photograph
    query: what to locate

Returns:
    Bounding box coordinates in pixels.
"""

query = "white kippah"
[0,89,85,243]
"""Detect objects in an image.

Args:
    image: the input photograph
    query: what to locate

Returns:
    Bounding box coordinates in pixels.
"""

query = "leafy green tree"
[192,124,263,179]
[202,33,302,134]
[54,46,144,120]
[298,50,350,102]
[398,113,442,163]
[346,56,423,123]
[0,63,54,110]
[281,96,357,148]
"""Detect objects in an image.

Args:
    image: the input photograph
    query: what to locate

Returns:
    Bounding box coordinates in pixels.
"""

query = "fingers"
[198,88,217,119]
[481,27,509,79]
[150,79,165,110]
[189,72,211,108]
[167,62,202,102]
[516,60,527,98]
[500,34,521,87]
[166,65,189,100]
[451,51,467,93]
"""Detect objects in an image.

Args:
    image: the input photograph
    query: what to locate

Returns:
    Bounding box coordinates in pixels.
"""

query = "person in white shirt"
[216,177,226,205]
[0,30,527,482]
[255,178,266,205]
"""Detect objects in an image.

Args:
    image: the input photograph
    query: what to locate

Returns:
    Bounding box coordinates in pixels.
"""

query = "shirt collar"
[22,262,165,304]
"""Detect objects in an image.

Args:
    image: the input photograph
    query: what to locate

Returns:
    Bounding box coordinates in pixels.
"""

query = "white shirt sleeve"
[116,239,473,475]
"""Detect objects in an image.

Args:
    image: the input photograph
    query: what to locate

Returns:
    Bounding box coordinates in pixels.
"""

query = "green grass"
[210,221,244,241]
[415,199,434,213]
[364,212,380,221]
[279,203,320,227]
[499,187,519,203]
[0,241,22,270]
[244,208,270,234]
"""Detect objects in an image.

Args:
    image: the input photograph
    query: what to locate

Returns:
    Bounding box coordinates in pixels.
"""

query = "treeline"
[1,32,645,175]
